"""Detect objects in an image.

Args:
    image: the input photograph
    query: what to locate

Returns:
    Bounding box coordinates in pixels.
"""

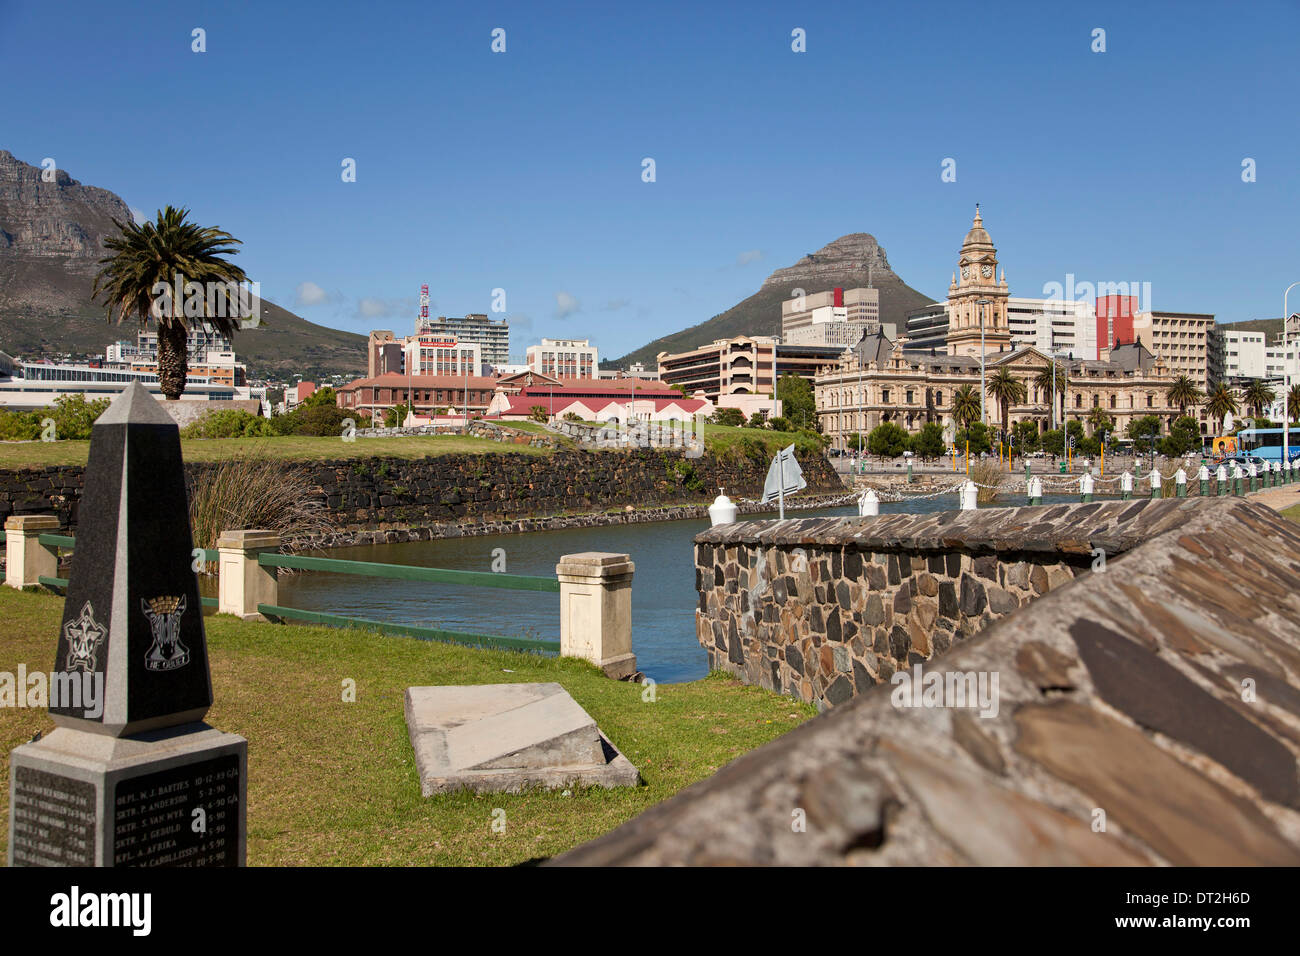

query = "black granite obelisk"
[50,380,213,735]
[9,382,246,866]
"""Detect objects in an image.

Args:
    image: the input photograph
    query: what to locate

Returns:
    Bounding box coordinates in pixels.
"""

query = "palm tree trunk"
[157,322,189,400]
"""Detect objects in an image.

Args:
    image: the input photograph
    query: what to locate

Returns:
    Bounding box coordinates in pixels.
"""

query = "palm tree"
[1086,406,1114,437]
[1034,360,1068,427]
[94,206,248,400]
[1242,380,1276,422]
[1165,374,1204,418]
[985,368,1026,445]
[1205,383,1240,435]
[950,384,981,428]
[1289,383,1300,424]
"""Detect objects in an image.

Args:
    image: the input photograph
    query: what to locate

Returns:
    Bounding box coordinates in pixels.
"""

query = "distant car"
[902,450,914,458]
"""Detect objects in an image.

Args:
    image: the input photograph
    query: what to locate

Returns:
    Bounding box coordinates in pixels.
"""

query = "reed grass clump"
[189,456,333,554]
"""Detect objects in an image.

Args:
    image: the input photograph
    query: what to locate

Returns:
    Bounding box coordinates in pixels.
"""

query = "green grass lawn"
[0,587,813,866]
[701,423,808,456]
[1281,503,1300,524]
[0,434,552,468]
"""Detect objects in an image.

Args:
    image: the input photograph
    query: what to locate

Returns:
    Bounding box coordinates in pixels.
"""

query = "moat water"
[273,492,1080,684]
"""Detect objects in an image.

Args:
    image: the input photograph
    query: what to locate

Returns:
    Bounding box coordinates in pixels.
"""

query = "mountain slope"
[0,149,365,379]
[614,234,935,368]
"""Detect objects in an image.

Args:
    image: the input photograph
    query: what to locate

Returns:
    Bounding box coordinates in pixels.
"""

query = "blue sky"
[2,0,1298,361]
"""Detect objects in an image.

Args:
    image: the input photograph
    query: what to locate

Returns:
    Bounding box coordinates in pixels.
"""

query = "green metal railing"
[11,531,219,606]
[6,531,556,650]
[257,552,561,592]
[254,552,560,651]
[255,603,557,652]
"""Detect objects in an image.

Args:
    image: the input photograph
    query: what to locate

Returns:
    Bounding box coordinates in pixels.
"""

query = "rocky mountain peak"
[0,149,132,266]
[760,233,898,290]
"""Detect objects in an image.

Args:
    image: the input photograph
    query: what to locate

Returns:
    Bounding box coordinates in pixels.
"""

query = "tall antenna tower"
[418,284,430,332]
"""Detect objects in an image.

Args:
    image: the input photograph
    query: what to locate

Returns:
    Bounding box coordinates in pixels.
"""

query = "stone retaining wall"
[0,447,844,536]
[695,499,1206,709]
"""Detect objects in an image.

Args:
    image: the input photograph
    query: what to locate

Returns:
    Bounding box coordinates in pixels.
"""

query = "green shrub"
[0,409,43,442]
[271,403,365,437]
[867,422,910,457]
[181,409,276,439]
[49,394,111,440]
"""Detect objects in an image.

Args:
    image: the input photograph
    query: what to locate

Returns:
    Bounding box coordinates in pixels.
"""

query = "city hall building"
[815,208,1180,449]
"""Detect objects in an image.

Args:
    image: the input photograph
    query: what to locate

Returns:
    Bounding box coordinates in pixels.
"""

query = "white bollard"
[960,480,978,510]
[1175,468,1187,497]
[1080,472,1094,502]
[1198,465,1209,481]
[1120,470,1134,499]
[1149,468,1162,499]
[708,489,737,527]
[1028,476,1043,504]
[858,488,879,517]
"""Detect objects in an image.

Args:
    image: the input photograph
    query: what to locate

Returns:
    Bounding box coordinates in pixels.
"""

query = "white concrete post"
[217,529,281,621]
[1149,467,1162,499]
[1028,475,1043,505]
[1120,470,1134,500]
[4,515,60,589]
[1080,472,1094,502]
[708,490,737,527]
[556,552,636,679]
[960,480,978,510]
[858,488,879,517]
[1175,467,1187,497]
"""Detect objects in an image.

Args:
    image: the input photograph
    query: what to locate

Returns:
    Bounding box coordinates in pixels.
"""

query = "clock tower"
[946,205,1011,357]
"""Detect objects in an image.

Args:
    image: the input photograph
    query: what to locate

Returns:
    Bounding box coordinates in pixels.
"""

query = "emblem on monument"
[63,601,107,673]
[142,595,191,671]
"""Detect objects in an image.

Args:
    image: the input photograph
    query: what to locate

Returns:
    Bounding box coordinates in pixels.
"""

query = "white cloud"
[736,249,763,265]
[554,291,581,319]
[356,297,414,320]
[295,281,330,307]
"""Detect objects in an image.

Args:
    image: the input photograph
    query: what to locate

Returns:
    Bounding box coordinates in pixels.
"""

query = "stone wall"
[695,499,1206,709]
[0,447,843,535]
[555,498,1300,865]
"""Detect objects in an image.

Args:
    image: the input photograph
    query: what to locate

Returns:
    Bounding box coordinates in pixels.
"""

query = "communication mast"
[417,283,430,333]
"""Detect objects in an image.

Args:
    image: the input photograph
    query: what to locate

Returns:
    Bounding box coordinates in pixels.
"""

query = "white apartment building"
[1222,329,1269,379]
[1007,297,1096,358]
[782,287,881,346]
[902,298,1095,358]
[526,338,598,379]
[403,334,482,377]
[1264,340,1299,380]
[1132,311,1215,392]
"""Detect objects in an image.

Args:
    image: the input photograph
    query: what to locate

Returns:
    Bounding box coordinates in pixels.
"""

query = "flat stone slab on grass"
[405,682,640,795]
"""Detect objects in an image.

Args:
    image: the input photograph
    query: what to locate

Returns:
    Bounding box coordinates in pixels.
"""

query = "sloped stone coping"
[553,497,1300,865]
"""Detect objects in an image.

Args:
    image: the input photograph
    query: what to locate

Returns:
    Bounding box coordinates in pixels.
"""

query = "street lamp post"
[1284,283,1300,467]
[857,349,864,465]
[977,298,991,426]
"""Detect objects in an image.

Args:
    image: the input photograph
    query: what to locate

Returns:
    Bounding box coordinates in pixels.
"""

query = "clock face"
[961,266,970,279]
[982,264,994,278]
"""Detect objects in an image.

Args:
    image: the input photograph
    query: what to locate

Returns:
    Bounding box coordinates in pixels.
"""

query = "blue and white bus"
[1234,428,1300,464]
